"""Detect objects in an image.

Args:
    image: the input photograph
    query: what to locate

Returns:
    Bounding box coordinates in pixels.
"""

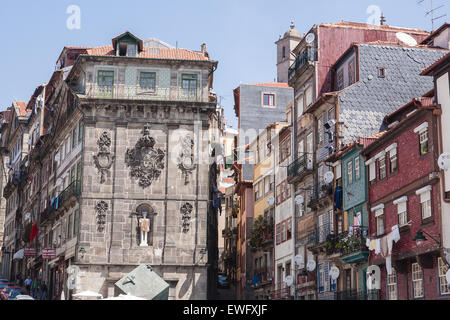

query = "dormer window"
[117,42,137,57]
[112,31,143,57]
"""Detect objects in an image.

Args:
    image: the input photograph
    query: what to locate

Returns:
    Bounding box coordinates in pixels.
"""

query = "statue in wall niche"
[125,124,165,189]
[177,136,196,185]
[180,203,193,233]
[93,132,115,184]
[139,213,150,247]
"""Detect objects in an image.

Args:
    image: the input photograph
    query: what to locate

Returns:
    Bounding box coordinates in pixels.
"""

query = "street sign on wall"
[24,248,36,257]
[43,248,56,259]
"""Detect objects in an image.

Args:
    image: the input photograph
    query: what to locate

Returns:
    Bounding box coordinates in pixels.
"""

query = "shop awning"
[13,249,24,260]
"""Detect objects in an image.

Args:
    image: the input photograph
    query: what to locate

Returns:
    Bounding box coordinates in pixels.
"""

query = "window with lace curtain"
[387,268,398,300]
[412,263,424,298]
[438,257,450,295]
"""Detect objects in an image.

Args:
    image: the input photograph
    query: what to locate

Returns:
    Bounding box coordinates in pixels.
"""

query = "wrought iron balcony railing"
[287,155,314,183]
[336,289,379,300]
[81,84,206,103]
[325,227,369,257]
[272,284,291,300]
[296,226,318,246]
[288,47,316,80]
[49,180,81,215]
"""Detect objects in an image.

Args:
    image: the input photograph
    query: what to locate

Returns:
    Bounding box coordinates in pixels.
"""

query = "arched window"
[136,204,155,246]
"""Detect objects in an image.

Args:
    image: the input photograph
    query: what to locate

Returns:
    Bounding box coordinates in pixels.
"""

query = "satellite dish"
[330,266,340,280]
[306,260,316,272]
[305,33,315,44]
[396,32,417,46]
[25,212,31,220]
[284,275,293,287]
[446,269,450,284]
[438,153,450,171]
[54,153,60,162]
[267,196,275,206]
[294,254,304,266]
[324,171,334,184]
[295,195,304,205]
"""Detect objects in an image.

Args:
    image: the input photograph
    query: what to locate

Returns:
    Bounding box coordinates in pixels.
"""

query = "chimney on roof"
[380,13,387,26]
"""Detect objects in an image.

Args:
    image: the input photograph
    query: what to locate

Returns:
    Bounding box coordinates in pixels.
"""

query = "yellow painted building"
[249,122,289,299]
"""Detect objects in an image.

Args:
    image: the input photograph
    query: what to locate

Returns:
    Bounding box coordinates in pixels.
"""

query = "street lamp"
[413,229,440,247]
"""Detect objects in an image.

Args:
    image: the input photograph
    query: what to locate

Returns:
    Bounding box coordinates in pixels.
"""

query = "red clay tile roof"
[15,101,29,116]
[86,46,209,61]
[420,23,450,45]
[246,82,292,88]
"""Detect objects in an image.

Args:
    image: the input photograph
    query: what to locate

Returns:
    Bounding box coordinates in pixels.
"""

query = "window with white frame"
[296,94,304,117]
[387,268,398,300]
[305,87,313,108]
[347,160,353,185]
[396,199,408,227]
[378,156,387,180]
[412,263,424,298]
[375,208,384,236]
[367,160,376,183]
[416,186,432,220]
[438,257,450,295]
[414,122,429,156]
[263,93,276,107]
[355,157,360,180]
[318,114,323,144]
[419,130,429,156]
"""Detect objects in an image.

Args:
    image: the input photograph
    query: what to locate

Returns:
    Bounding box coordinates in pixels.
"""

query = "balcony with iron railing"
[296,226,318,247]
[287,155,314,184]
[335,289,379,300]
[288,47,317,81]
[272,284,292,300]
[254,267,273,287]
[48,180,81,216]
[79,83,207,103]
[324,227,369,262]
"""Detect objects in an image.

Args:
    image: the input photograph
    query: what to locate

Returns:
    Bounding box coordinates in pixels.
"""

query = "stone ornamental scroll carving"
[95,201,108,232]
[93,132,115,184]
[180,203,193,233]
[177,136,196,185]
[125,124,165,189]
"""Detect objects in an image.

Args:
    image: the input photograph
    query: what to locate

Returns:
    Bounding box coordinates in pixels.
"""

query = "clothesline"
[365,224,402,275]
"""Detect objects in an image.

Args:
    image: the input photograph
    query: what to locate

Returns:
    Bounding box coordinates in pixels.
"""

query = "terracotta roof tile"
[246,82,292,88]
[86,46,209,61]
[15,101,28,116]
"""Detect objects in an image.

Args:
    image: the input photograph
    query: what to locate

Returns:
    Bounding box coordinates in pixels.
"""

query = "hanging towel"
[391,225,400,243]
[380,236,388,258]
[386,255,393,275]
[387,233,393,255]
[366,238,370,248]
[370,239,376,251]
[375,239,381,255]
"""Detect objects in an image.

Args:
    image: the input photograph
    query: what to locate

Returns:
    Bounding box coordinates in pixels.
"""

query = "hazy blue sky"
[0,0,447,128]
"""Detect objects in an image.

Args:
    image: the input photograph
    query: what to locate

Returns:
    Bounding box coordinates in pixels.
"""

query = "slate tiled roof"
[338,44,448,144]
[86,46,209,61]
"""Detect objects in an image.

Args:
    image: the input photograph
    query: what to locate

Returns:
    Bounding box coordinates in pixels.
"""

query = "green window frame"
[72,127,77,150]
[98,70,114,96]
[140,72,156,91]
[181,74,198,97]
[78,122,84,143]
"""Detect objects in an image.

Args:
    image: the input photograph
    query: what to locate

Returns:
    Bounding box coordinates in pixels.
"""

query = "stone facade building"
[1,31,221,300]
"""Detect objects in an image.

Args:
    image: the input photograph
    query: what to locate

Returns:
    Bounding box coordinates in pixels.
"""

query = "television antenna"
[418,0,447,31]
